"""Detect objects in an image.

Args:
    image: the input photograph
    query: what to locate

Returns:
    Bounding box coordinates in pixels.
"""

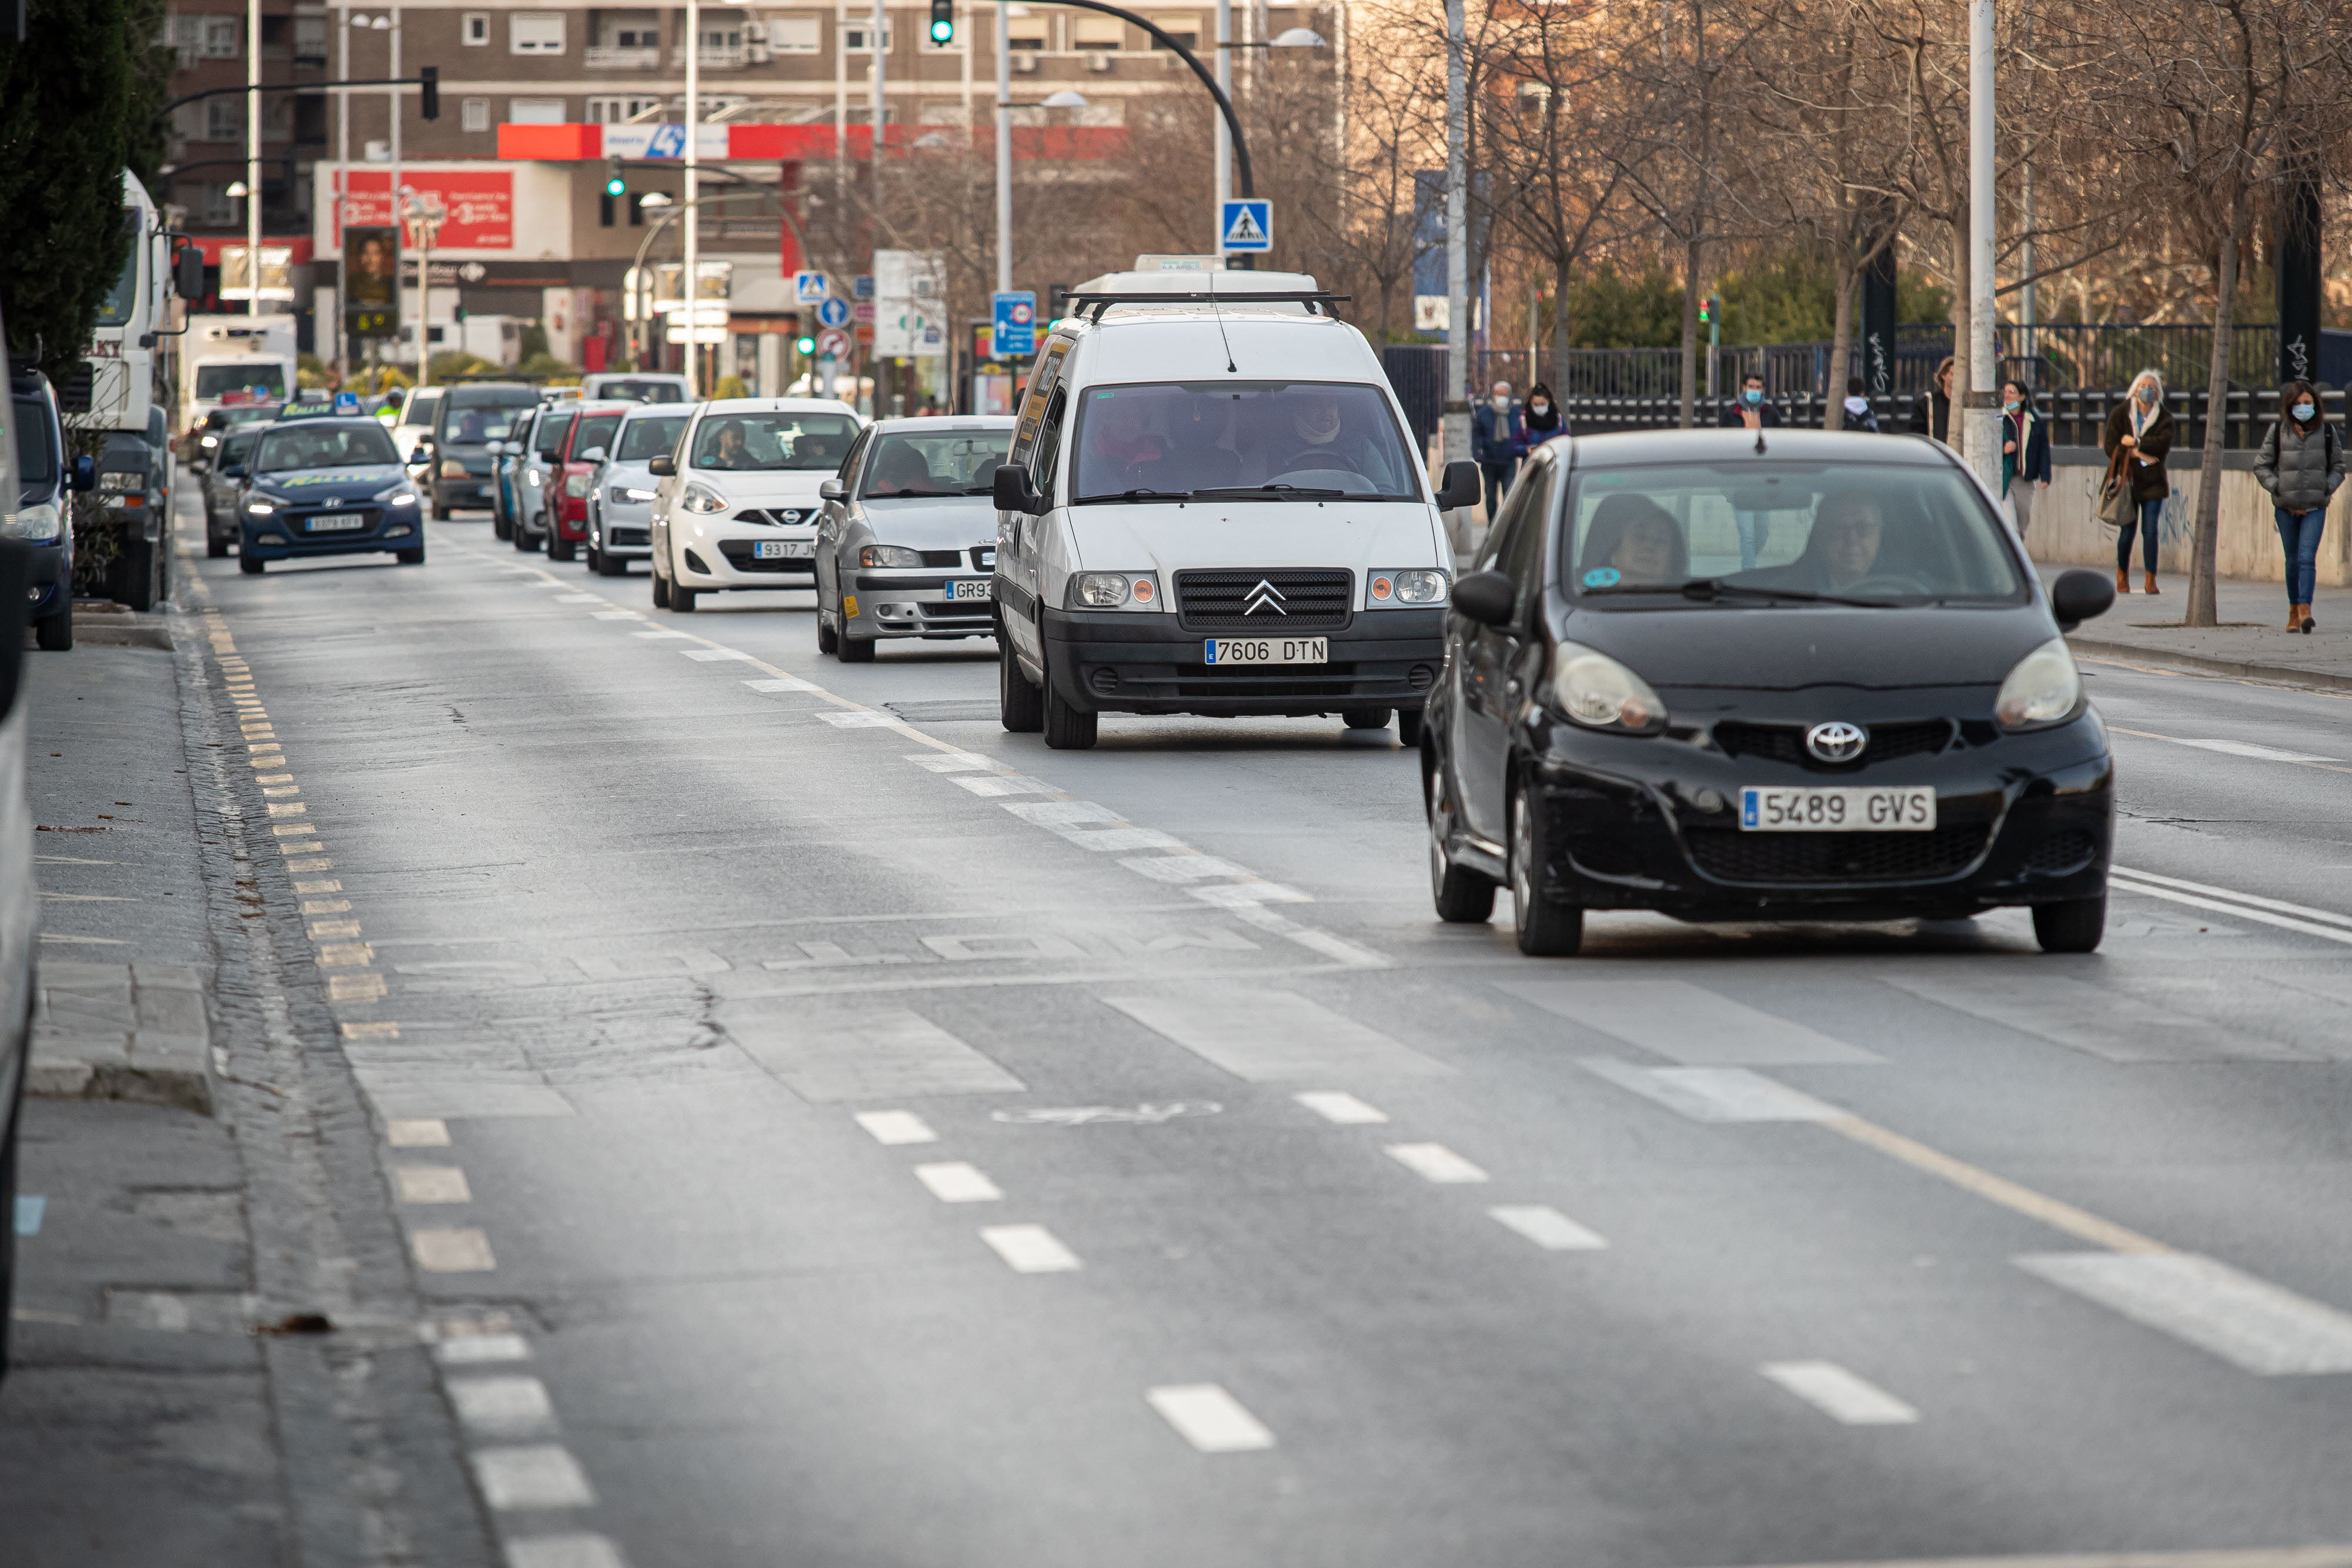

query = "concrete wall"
[2023,448,2352,587]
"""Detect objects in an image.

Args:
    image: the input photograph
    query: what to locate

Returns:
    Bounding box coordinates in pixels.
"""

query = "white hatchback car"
[648,397,863,611]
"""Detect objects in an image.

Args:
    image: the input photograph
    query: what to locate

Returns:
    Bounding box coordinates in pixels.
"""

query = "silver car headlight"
[681,483,729,515]
[860,544,924,569]
[614,485,657,505]
[1994,636,2082,730]
[1549,640,1668,733]
[526,469,543,487]
[1070,572,1160,609]
[4,500,62,542]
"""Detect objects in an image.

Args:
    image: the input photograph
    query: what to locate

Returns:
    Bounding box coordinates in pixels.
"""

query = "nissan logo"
[1805,721,1870,764]
[1242,579,1287,616]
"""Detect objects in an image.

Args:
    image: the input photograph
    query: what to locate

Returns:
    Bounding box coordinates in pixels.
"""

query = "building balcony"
[584,44,662,69]
[671,44,750,69]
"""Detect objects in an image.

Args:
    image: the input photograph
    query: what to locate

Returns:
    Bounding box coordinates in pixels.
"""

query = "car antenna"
[1210,286,1237,374]
[1754,427,1768,456]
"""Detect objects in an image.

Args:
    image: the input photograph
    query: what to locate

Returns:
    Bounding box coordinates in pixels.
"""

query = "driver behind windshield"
[867,443,936,496]
[1268,387,1383,479]
[1746,490,1889,593]
[707,419,752,470]
[1085,396,1165,492]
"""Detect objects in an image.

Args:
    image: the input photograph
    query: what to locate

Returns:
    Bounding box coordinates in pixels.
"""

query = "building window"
[1071,16,1124,48]
[462,96,491,132]
[510,14,566,54]
[182,14,239,58]
[1146,13,1199,48]
[201,183,235,226]
[294,14,327,63]
[767,15,820,51]
[586,95,663,123]
[843,21,891,50]
[1005,15,1048,48]
[205,98,243,142]
[463,12,489,44]
[509,97,567,124]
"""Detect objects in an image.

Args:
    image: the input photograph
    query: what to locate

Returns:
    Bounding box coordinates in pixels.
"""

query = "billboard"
[341,170,514,250]
[344,225,398,338]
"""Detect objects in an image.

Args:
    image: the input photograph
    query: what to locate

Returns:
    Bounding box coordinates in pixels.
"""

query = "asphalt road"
[191,504,2352,1568]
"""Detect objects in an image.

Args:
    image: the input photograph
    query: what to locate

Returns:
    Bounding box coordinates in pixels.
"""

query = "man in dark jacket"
[1718,372,1783,430]
[1908,357,1954,443]
[1472,380,1524,519]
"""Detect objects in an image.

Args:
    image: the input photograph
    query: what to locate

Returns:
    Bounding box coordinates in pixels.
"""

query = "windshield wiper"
[1073,489,1195,505]
[1188,483,1347,500]
[1673,577,1900,609]
[872,488,966,499]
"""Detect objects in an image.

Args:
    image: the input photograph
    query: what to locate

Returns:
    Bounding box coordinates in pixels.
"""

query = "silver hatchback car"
[587,403,694,575]
[813,416,1013,662]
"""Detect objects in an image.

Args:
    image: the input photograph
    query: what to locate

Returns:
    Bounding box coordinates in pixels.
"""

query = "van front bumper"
[1040,606,1445,717]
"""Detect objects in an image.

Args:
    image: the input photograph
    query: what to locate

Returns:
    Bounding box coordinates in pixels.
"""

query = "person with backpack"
[2253,379,2344,634]
[1838,376,1880,433]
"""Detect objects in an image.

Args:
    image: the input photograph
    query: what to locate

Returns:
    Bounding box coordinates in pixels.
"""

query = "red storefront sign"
[339,170,514,250]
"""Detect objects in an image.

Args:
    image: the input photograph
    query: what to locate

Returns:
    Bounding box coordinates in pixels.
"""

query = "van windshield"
[1070,380,1421,503]
[197,365,287,402]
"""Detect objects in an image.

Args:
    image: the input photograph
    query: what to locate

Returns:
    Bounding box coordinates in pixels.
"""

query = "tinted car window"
[598,379,687,403]
[442,389,540,442]
[690,412,858,471]
[218,429,261,467]
[535,412,576,460]
[252,422,401,472]
[571,414,623,458]
[860,432,1013,497]
[1070,380,1419,502]
[616,414,690,462]
[10,396,56,485]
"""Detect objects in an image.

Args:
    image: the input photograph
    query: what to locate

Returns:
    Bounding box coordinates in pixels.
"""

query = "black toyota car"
[1422,429,2117,957]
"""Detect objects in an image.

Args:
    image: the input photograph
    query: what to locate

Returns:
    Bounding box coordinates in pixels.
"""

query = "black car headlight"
[1549,640,1669,734]
[1995,637,2083,730]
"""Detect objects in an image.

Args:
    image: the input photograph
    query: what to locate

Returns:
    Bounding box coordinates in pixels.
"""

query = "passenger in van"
[1580,495,1687,587]
[1269,387,1384,479]
[1084,396,1166,492]
[1163,402,1241,490]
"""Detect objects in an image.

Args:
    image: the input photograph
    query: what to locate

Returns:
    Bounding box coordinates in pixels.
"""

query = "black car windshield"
[691,412,859,471]
[218,430,260,466]
[1563,462,2026,606]
[252,422,401,473]
[1071,380,1421,503]
[861,430,1013,498]
[616,414,689,462]
[599,379,687,403]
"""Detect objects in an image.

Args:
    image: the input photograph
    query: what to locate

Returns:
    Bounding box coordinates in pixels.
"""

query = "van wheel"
[2033,894,2107,954]
[1509,780,1582,957]
[34,600,72,651]
[1396,709,1425,748]
[838,634,876,663]
[1342,706,1392,731]
[1000,631,1043,733]
[1041,645,1097,750]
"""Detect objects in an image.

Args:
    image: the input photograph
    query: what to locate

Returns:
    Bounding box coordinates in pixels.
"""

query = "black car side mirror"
[1452,570,1515,627]
[993,464,1047,515]
[2049,567,2115,633]
[1433,459,1481,511]
[648,454,676,477]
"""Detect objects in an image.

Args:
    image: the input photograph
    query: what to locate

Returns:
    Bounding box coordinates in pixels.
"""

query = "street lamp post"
[246,0,260,320]
[1965,0,1999,490]
[685,0,702,394]
[994,1,1013,296]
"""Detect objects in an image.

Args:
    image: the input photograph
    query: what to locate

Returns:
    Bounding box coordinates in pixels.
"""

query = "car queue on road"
[185,263,2121,962]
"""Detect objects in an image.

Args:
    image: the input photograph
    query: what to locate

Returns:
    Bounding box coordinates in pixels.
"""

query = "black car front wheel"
[1426,754,1496,924]
[2033,893,2107,954]
[1510,778,1583,957]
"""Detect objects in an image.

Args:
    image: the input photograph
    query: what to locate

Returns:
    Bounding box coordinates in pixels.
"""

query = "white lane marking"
[2109,878,2352,951]
[592,610,642,621]
[920,932,1085,961]
[411,1228,497,1272]
[744,675,820,693]
[554,594,604,603]
[853,1109,938,1145]
[1188,881,1314,907]
[1386,1142,1491,1183]
[449,1375,558,1437]
[2015,1252,2352,1375]
[1224,902,1386,967]
[1060,827,1185,852]
[980,1223,1083,1272]
[386,1118,450,1147]
[951,774,1055,797]
[472,1445,597,1510]
[914,1162,1004,1202]
[681,647,758,663]
[905,751,996,772]
[817,710,911,727]
[2114,866,2352,931]
[1581,1059,1847,1122]
[1001,800,1123,827]
[435,1333,533,1366]
[2110,728,2341,764]
[395,1166,473,1203]
[505,1535,632,1568]
[1102,989,1450,1082]
[1499,980,1882,1066]
[1294,1090,1389,1124]
[1146,1384,1276,1452]
[1882,972,2308,1062]
[1760,1361,1922,1425]
[1120,855,1253,884]
[632,630,694,640]
[1488,1205,1609,1250]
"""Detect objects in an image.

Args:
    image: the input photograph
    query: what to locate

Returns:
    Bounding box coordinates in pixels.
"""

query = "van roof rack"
[1063,290,1350,321]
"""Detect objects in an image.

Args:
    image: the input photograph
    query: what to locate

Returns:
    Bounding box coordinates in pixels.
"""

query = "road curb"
[2066,636,2352,695]
[28,959,215,1114]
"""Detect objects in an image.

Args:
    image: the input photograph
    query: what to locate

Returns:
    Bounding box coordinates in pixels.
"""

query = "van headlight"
[4,501,61,542]
[1371,569,1449,606]
[1549,640,1668,733]
[681,483,729,515]
[1071,573,1160,609]
[1994,636,2083,730]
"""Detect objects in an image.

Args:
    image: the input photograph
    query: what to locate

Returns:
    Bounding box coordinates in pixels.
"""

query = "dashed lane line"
[853,1109,939,1145]
[1487,1205,1608,1251]
[1145,1383,1277,1453]
[1385,1142,1492,1183]
[1294,1090,1389,1125]
[913,1162,1004,1203]
[979,1223,1083,1273]
[1758,1360,1921,1426]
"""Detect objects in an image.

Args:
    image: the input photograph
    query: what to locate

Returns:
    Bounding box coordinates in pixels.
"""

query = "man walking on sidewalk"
[1472,382,1524,521]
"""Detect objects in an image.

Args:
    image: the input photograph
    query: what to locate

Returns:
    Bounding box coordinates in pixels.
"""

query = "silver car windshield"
[1070,380,1421,503]
[1565,463,2027,606]
[617,414,689,462]
[861,432,1011,499]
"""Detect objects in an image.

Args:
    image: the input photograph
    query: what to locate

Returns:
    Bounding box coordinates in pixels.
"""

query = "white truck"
[179,313,296,434]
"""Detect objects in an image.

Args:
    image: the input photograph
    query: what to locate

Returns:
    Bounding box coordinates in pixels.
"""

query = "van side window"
[536,413,574,461]
[1031,390,1068,503]
[1009,338,1070,468]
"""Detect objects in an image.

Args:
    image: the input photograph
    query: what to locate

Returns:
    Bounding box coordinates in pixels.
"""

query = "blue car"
[6,363,84,650]
[231,410,426,573]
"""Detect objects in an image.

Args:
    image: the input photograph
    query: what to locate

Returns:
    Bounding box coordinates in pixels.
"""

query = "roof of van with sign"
[1062,270,1342,322]
[1047,273,1376,384]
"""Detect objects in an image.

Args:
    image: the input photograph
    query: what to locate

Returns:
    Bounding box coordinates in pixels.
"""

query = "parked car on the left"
[8,359,85,650]
[0,297,45,1380]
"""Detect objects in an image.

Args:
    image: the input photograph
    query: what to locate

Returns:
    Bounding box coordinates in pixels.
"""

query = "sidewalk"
[2040,566,2352,689]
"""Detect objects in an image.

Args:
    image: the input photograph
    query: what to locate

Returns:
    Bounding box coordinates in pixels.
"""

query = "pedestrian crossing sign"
[1220,199,1272,253]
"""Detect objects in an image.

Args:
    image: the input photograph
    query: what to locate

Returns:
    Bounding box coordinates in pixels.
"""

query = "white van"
[991,269,1478,749]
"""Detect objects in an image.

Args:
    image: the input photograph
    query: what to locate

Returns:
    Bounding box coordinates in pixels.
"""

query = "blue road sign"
[794,270,830,304]
[853,274,874,300]
[816,297,852,327]
[991,291,1037,357]
[1220,199,1272,253]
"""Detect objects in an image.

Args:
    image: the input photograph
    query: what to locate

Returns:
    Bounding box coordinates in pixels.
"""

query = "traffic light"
[420,64,439,121]
[928,0,954,44]
[604,158,626,198]
[795,335,817,355]
[1697,295,1715,326]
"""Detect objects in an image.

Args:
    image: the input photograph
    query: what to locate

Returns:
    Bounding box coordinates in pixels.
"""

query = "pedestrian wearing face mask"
[1718,372,1783,430]
[1471,380,1524,519]
[2100,369,2174,594]
[1839,376,1881,434]
[2253,379,2343,634]
[1907,357,1955,444]
[2000,379,2051,536]
[1521,383,1563,452]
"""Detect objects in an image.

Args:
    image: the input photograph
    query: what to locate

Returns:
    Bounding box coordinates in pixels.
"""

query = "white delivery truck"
[83,170,198,610]
[179,313,296,435]
[990,267,1479,750]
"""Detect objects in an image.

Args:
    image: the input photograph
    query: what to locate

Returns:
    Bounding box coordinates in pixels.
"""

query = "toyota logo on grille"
[1805,721,1870,763]
[1242,579,1288,616]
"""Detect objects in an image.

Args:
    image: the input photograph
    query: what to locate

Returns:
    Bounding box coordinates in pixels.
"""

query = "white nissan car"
[648,397,863,611]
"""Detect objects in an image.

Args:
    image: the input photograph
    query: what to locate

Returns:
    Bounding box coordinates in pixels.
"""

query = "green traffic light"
[929,17,953,41]
[795,336,816,355]
[604,177,626,197]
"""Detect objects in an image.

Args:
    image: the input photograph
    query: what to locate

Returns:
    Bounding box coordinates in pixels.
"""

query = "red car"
[546,402,630,563]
